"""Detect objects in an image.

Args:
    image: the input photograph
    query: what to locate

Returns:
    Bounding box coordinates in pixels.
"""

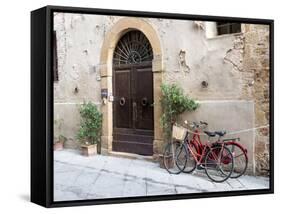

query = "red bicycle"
[163,121,234,182]
[182,121,248,178]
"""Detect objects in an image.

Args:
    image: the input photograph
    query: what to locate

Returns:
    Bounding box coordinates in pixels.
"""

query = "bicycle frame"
[185,129,211,165]
[184,128,231,165]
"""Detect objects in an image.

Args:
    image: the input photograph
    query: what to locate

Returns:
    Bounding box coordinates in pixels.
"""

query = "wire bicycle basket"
[172,124,187,141]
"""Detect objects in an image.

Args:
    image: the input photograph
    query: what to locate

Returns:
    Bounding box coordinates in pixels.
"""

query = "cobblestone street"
[54,150,269,201]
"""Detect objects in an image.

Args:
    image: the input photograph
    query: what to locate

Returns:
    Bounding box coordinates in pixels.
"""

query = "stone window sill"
[206,32,243,40]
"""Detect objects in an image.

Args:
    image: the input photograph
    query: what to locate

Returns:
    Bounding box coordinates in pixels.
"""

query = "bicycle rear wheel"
[204,146,234,183]
[163,141,187,174]
[225,143,248,178]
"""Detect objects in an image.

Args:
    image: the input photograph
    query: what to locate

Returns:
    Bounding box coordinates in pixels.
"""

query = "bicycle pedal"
[196,165,205,170]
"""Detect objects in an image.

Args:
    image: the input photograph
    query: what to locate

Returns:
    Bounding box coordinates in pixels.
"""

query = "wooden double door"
[113,62,154,156]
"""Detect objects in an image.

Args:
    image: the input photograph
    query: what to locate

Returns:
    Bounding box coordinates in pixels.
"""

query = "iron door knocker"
[119,97,126,106]
[141,97,148,107]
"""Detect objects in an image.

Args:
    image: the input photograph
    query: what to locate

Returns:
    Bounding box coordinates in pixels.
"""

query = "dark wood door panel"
[112,140,153,156]
[136,67,154,130]
[114,69,131,129]
[113,63,154,156]
[113,127,153,135]
[113,134,153,144]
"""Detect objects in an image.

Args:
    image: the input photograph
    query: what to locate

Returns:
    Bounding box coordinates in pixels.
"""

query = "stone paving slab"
[54,150,270,201]
[123,177,146,197]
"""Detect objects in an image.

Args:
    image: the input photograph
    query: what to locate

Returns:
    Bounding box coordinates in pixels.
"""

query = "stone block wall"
[243,24,270,175]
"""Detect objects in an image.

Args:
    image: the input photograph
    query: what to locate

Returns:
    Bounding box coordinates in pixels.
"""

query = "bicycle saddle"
[204,131,216,137]
[215,131,226,137]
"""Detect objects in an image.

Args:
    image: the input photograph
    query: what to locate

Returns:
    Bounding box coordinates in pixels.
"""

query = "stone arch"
[99,17,164,157]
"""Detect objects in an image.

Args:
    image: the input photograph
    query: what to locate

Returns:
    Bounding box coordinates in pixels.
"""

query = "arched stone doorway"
[112,30,154,155]
[99,17,163,157]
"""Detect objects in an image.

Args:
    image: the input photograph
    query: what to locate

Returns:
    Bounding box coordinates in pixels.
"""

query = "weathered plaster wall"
[54,13,122,148]
[150,18,246,100]
[54,104,80,149]
[53,13,270,175]
[54,14,248,103]
[54,13,121,103]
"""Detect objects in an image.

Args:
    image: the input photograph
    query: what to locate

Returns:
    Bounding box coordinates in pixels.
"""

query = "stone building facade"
[53,13,270,175]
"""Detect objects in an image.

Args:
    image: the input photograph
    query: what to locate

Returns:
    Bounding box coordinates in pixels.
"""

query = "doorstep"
[107,150,155,162]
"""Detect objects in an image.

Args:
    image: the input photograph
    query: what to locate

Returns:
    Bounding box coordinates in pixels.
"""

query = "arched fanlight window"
[113,30,153,65]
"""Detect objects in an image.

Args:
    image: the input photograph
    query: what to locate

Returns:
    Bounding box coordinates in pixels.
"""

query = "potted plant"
[77,102,102,156]
[54,118,67,151]
[159,83,199,168]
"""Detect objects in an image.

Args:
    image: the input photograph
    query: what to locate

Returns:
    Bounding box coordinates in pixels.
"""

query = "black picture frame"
[31,5,274,208]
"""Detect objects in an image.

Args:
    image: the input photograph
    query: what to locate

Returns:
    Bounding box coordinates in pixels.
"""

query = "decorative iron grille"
[113,30,153,65]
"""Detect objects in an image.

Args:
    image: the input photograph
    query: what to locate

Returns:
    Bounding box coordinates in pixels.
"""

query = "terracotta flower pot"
[80,144,97,156]
[53,141,63,151]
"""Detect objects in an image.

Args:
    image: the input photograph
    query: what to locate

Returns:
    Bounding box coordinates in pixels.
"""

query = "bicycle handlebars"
[184,120,208,129]
[200,121,208,126]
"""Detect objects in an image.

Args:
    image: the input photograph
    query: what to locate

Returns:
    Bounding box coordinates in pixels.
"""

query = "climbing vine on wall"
[160,83,199,141]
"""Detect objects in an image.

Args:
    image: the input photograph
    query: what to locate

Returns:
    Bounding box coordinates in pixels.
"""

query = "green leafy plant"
[77,102,102,145]
[58,135,67,143]
[160,83,199,141]
[54,118,67,144]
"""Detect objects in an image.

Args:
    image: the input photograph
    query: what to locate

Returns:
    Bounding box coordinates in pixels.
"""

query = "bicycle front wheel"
[182,141,197,173]
[163,141,187,174]
[204,146,234,183]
